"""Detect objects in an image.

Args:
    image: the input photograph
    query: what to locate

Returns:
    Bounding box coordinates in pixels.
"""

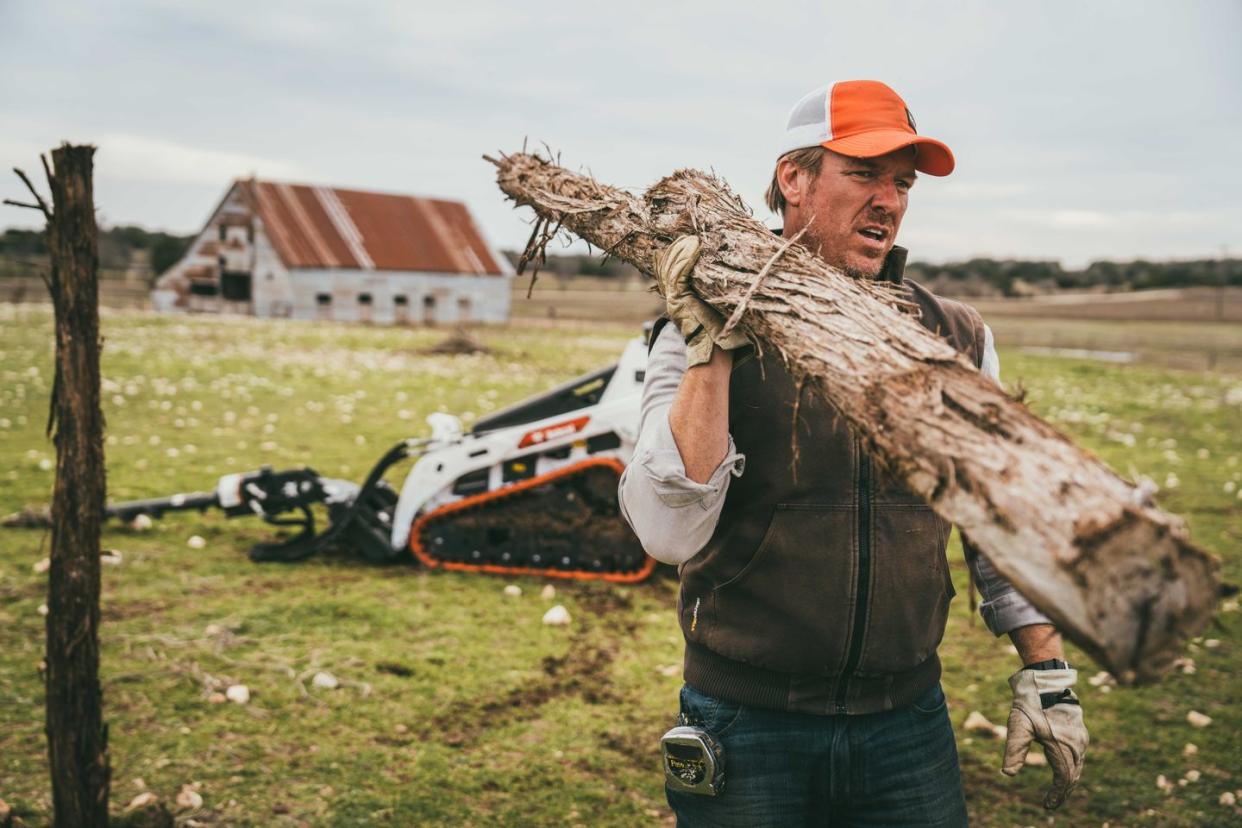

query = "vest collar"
[772,228,908,284]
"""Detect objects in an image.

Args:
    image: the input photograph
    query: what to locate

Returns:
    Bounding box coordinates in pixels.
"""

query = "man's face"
[783,147,918,279]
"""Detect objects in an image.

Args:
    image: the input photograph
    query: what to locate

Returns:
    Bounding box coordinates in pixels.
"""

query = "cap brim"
[822,130,955,176]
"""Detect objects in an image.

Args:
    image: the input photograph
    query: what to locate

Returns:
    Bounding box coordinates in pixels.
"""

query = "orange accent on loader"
[408,457,658,584]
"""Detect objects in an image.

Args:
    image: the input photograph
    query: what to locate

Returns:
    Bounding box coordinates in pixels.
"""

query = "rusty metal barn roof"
[237,179,505,275]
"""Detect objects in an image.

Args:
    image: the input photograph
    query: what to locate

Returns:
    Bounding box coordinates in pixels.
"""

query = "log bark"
[487,151,1220,684]
[39,144,111,826]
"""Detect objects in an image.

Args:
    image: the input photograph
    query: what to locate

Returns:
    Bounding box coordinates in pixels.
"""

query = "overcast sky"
[2,0,1238,267]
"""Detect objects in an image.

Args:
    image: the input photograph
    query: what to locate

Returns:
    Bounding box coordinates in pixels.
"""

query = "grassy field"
[1,304,1239,826]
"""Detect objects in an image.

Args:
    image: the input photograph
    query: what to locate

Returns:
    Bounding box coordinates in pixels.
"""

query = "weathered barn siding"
[290,269,509,325]
[249,214,295,318]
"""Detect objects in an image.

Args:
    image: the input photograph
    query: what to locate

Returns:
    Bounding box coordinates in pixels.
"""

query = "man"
[618,80,1088,825]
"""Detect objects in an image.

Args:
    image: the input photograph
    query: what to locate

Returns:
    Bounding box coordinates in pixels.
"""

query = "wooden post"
[8,144,111,826]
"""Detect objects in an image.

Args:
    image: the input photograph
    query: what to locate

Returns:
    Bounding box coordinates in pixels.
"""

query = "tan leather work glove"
[1002,667,1089,810]
[652,236,750,368]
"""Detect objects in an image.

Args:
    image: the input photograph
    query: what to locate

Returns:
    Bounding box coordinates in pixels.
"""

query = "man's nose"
[868,180,902,215]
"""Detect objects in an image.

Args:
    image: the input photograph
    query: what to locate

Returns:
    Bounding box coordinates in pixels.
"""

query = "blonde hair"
[764,146,826,216]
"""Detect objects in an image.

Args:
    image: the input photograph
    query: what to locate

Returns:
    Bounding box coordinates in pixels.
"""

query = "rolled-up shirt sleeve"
[618,323,743,565]
[964,324,1053,635]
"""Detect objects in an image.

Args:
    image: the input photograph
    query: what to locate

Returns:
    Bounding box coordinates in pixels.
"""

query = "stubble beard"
[797,220,886,280]
[841,260,885,280]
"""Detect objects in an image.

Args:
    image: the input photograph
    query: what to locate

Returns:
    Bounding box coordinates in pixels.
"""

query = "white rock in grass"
[101,550,123,566]
[541,584,556,600]
[1187,710,1212,728]
[175,786,203,810]
[1220,791,1236,806]
[187,535,207,549]
[37,603,48,616]
[225,684,250,704]
[125,792,159,811]
[1204,639,1220,649]
[1184,743,1199,756]
[207,692,226,704]
[312,671,339,690]
[1156,774,1174,793]
[1088,671,1116,687]
[32,557,50,574]
[542,605,571,626]
[659,664,681,677]
[1186,769,1201,782]
[963,711,1006,739]
[503,584,522,597]
[130,513,153,531]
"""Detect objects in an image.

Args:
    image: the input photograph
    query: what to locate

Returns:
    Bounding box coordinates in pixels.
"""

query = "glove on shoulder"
[652,236,751,368]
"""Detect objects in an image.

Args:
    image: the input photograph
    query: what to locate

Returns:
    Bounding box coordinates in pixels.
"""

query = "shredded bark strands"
[486,150,1221,684]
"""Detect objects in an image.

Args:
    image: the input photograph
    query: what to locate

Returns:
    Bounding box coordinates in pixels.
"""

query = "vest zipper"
[835,439,872,714]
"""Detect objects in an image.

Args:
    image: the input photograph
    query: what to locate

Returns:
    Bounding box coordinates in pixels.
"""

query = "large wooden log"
[487,151,1220,684]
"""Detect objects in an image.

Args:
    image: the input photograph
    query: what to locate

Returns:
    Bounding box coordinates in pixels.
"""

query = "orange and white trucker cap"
[778,80,955,176]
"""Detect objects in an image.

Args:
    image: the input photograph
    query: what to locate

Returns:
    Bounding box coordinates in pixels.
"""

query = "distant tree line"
[2,225,1235,296]
[905,257,1242,297]
[502,250,1242,296]
[500,250,641,281]
[1,226,191,281]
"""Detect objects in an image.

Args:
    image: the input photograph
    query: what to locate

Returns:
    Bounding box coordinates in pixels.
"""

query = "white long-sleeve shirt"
[618,322,1052,637]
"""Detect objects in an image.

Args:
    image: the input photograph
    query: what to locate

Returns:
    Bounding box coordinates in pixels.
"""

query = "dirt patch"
[102,598,171,622]
[419,327,492,356]
[1,506,52,528]
[599,727,660,769]
[425,586,639,745]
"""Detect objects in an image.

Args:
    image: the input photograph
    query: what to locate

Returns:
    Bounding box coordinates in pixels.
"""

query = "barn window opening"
[221,272,252,302]
[316,293,332,305]
[393,295,408,306]
[359,293,373,305]
[218,225,226,242]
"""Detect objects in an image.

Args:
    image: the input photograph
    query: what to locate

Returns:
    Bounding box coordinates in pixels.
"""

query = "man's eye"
[896,179,913,191]
[851,170,874,179]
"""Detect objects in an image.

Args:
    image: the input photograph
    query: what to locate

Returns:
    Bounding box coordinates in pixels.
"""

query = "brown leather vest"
[674,251,985,715]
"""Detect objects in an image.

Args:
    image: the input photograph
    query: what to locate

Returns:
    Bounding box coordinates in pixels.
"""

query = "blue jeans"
[666,682,968,827]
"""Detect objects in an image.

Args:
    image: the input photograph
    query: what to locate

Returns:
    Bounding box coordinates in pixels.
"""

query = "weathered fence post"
[8,144,112,826]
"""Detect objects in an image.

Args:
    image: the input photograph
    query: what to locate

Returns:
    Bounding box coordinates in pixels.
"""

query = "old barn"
[152,178,512,324]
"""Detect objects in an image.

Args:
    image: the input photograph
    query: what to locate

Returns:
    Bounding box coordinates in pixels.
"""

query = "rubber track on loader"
[409,458,657,583]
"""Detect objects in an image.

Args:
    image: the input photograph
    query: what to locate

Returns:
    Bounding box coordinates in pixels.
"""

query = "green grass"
[1,304,1239,826]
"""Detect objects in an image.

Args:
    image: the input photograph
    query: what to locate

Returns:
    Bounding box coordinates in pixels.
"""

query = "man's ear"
[776,157,805,208]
